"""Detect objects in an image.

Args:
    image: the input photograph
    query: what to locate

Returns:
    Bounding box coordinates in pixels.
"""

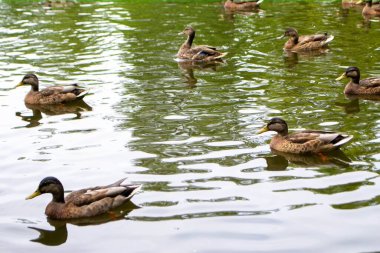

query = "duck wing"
[66,178,141,207]
[298,34,328,44]
[196,45,217,50]
[288,130,353,148]
[359,77,380,88]
[40,84,85,96]
[190,46,227,61]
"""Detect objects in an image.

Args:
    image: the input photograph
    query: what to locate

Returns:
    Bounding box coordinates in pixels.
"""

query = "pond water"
[0,0,379,252]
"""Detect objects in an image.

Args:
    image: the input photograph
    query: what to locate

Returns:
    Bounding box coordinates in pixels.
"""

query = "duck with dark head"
[336,66,380,95]
[26,177,142,220]
[258,118,353,154]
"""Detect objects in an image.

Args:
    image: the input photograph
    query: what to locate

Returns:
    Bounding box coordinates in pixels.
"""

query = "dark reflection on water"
[265,149,352,171]
[29,201,139,246]
[283,49,330,69]
[177,60,225,87]
[15,100,92,128]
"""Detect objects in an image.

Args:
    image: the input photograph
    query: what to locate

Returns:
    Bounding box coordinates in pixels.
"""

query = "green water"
[0,0,379,252]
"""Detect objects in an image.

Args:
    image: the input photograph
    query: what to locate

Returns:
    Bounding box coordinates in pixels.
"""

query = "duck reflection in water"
[335,94,380,114]
[15,100,92,128]
[283,49,329,69]
[264,149,351,171]
[28,201,139,246]
[177,60,225,88]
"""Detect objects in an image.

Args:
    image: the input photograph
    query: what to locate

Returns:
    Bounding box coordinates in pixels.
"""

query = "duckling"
[224,0,264,10]
[336,66,380,95]
[15,74,88,105]
[258,118,353,154]
[26,177,142,220]
[177,27,228,62]
[281,28,334,52]
[362,0,380,16]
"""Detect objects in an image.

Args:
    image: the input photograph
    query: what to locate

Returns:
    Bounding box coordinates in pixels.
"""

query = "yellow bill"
[26,190,41,200]
[14,82,24,89]
[257,126,269,134]
[335,73,346,81]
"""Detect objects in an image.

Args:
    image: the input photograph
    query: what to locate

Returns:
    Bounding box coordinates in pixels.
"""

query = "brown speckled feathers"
[26,177,141,220]
[282,28,334,52]
[16,74,88,105]
[258,118,352,154]
[336,67,380,95]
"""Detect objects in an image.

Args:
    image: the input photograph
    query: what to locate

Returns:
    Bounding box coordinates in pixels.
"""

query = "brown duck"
[177,27,228,62]
[258,118,353,154]
[26,177,142,220]
[362,0,380,16]
[224,0,264,10]
[281,28,334,52]
[15,74,88,105]
[336,66,380,95]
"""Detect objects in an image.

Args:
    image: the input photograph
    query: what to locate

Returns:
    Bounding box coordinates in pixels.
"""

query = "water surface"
[0,1,379,252]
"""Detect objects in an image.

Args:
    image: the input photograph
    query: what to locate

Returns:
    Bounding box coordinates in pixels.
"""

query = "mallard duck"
[42,0,77,8]
[15,74,88,105]
[362,0,380,16]
[342,0,364,6]
[177,26,228,62]
[224,0,263,10]
[336,66,380,95]
[258,118,353,154]
[281,28,334,52]
[26,177,142,219]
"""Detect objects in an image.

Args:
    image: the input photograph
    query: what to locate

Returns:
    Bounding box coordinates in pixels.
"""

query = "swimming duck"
[281,28,334,52]
[177,26,228,62]
[258,118,353,154]
[26,177,142,220]
[15,74,88,105]
[336,66,380,95]
[362,0,380,16]
[224,0,263,10]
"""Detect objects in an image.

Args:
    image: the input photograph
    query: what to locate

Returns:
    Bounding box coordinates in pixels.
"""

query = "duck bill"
[335,73,346,81]
[14,82,24,89]
[26,190,41,200]
[257,126,269,134]
[277,34,285,39]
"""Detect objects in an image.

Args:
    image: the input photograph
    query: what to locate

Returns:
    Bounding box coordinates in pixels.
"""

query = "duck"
[26,177,142,220]
[362,0,380,16]
[224,0,264,10]
[336,66,380,95]
[342,0,365,7]
[258,118,353,154]
[177,26,228,62]
[281,28,334,52]
[15,74,88,105]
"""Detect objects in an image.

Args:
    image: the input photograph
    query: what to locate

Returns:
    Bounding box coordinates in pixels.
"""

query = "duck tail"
[333,134,353,148]
[256,0,264,5]
[323,35,334,45]
[122,184,142,199]
[215,52,228,59]
[76,90,88,99]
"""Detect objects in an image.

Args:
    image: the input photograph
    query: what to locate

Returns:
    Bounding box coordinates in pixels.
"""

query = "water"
[0,0,379,252]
